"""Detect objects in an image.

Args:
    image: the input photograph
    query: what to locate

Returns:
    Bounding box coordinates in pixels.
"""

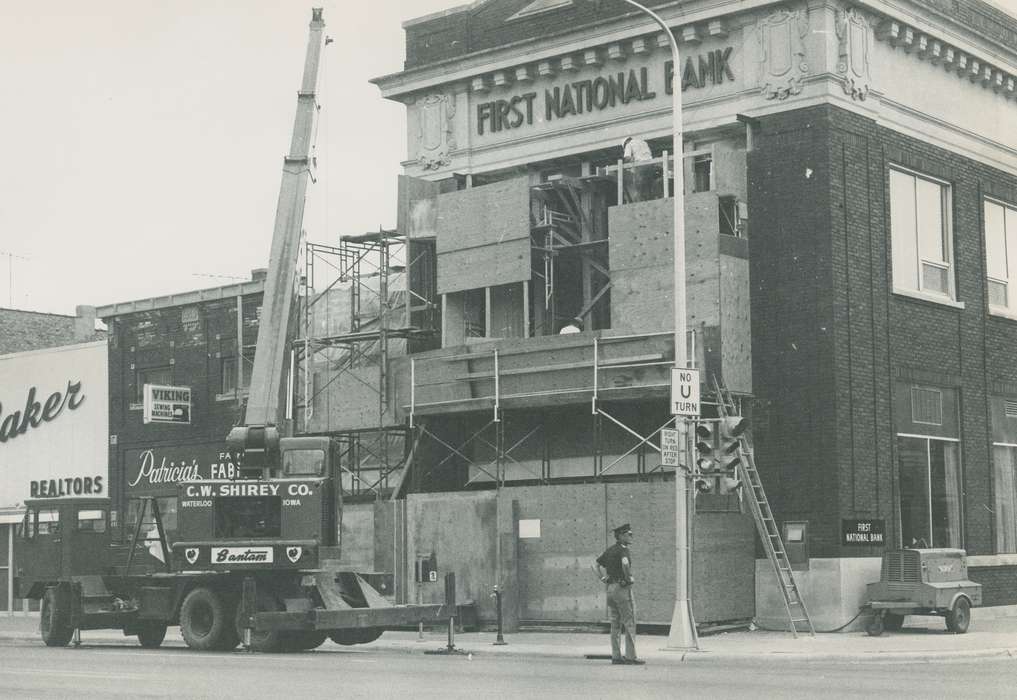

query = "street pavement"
[2,611,1016,664]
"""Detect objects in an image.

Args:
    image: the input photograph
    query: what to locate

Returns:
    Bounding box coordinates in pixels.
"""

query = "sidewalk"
[2,614,1015,663]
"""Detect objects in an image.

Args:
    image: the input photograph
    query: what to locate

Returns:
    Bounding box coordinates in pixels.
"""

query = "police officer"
[595,523,644,665]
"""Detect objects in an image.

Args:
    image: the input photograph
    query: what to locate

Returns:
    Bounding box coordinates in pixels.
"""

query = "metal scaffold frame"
[298,230,436,498]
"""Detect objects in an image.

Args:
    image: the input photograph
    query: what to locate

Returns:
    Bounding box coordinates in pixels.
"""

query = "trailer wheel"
[865,613,884,637]
[136,621,168,649]
[40,587,74,647]
[329,627,384,645]
[883,613,904,631]
[946,597,971,634]
[180,587,231,651]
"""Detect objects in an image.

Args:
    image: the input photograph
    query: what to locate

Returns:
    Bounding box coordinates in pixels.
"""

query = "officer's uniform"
[596,523,640,664]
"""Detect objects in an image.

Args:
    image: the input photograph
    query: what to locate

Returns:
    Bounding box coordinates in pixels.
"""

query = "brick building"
[355,0,1017,629]
[95,277,265,544]
[0,306,105,355]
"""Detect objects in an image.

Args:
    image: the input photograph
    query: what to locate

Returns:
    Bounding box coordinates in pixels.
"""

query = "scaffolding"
[298,230,437,498]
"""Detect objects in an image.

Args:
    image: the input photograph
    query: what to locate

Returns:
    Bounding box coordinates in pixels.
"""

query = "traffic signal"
[693,417,747,495]
[716,416,748,494]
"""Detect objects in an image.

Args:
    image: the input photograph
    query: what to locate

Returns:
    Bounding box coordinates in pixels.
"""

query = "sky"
[0,0,453,315]
[1,0,1016,315]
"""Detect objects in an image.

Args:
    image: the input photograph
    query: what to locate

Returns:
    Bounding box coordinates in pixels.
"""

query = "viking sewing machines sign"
[143,384,192,425]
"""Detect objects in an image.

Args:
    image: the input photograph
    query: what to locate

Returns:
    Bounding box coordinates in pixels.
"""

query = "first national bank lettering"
[476,49,734,136]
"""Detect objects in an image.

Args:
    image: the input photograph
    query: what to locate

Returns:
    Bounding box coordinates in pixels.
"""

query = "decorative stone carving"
[415,93,456,171]
[757,8,810,100]
[836,8,872,101]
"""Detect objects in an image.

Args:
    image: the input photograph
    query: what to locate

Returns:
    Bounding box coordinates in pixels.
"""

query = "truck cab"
[170,436,342,572]
[14,498,112,598]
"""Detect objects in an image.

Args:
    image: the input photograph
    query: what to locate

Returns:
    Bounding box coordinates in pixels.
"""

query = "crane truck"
[13,8,446,652]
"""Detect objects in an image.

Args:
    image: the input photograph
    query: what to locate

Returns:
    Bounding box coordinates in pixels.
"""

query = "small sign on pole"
[670,368,701,417]
[143,384,192,425]
[661,428,680,467]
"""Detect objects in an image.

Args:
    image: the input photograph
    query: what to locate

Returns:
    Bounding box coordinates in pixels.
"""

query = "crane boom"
[243,8,326,432]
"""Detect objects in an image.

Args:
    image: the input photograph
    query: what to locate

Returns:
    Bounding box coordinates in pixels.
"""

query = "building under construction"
[299,0,1017,631]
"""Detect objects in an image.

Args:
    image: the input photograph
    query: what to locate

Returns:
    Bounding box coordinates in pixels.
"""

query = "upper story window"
[133,366,172,406]
[984,198,1017,317]
[889,167,955,302]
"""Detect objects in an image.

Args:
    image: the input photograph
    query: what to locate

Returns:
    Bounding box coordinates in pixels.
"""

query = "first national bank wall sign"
[474,49,734,136]
[143,384,191,425]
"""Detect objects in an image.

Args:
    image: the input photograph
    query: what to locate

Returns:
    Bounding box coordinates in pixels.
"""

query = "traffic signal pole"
[615,0,698,651]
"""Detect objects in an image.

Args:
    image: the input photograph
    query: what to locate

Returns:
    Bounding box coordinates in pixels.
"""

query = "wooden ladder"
[713,377,815,638]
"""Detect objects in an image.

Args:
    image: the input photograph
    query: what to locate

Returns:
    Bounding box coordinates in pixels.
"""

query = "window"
[283,448,326,476]
[993,444,1017,553]
[77,509,107,533]
[221,356,237,394]
[133,366,172,405]
[35,508,60,537]
[897,436,962,548]
[984,199,1017,314]
[911,386,943,425]
[126,497,177,542]
[890,168,955,300]
[692,154,712,193]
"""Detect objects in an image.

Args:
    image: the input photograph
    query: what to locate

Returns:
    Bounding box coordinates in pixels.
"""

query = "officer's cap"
[613,523,632,537]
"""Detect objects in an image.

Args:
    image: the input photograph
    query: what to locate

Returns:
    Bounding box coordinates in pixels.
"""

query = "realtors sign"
[143,384,191,425]
[0,341,108,508]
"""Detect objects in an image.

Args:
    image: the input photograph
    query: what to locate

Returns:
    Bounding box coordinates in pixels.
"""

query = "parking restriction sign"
[670,368,700,417]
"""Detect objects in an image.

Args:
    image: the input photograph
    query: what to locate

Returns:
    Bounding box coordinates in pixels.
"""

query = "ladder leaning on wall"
[713,377,816,638]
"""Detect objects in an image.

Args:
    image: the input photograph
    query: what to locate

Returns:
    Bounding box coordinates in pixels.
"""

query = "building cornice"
[372,0,778,100]
[96,279,266,319]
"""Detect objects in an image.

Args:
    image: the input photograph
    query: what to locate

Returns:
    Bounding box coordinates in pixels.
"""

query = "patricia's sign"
[143,384,191,425]
[30,475,104,498]
[0,380,85,444]
[475,49,734,136]
[125,443,242,495]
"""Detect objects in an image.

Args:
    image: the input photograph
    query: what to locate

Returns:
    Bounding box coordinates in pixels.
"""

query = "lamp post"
[618,0,697,650]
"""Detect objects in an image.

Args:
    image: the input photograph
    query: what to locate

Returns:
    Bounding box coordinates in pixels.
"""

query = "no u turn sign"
[670,368,700,417]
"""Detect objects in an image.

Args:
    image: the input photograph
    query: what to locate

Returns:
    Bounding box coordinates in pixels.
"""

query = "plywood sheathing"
[608,194,720,334]
[436,177,532,293]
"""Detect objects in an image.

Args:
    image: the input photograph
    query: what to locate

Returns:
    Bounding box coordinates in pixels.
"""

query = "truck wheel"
[214,592,241,651]
[236,591,286,652]
[180,587,231,651]
[136,621,168,648]
[40,587,74,647]
[284,631,328,651]
[329,627,384,645]
[865,614,884,637]
[883,613,904,631]
[946,597,971,634]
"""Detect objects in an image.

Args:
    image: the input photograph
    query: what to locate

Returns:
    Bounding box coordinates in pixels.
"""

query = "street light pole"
[618,0,697,650]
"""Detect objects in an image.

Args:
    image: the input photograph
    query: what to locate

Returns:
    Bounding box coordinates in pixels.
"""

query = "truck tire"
[180,587,231,651]
[284,631,328,651]
[40,587,74,647]
[136,621,168,648]
[214,592,241,651]
[329,627,384,645]
[236,591,286,653]
[946,597,971,634]
[883,613,904,631]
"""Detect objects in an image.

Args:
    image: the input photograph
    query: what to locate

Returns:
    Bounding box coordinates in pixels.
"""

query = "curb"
[2,631,1014,664]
